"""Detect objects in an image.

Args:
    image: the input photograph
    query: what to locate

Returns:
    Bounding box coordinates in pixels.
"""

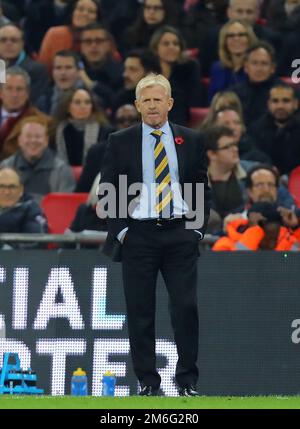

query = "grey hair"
[5,66,31,89]
[135,73,171,100]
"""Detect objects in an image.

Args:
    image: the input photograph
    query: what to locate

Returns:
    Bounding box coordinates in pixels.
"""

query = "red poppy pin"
[175,136,184,145]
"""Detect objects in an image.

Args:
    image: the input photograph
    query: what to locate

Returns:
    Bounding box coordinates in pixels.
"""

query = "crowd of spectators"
[1,0,300,251]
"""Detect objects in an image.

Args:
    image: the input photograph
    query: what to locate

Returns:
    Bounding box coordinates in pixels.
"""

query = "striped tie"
[151,130,174,218]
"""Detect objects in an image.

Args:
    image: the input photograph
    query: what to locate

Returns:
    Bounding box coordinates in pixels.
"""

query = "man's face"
[115,105,140,129]
[135,84,173,129]
[245,48,275,83]
[18,123,49,162]
[0,74,29,112]
[227,0,259,26]
[52,56,79,90]
[210,135,239,169]
[268,87,299,123]
[0,169,23,208]
[80,29,110,63]
[0,25,23,61]
[123,57,145,90]
[216,110,243,141]
[248,169,278,203]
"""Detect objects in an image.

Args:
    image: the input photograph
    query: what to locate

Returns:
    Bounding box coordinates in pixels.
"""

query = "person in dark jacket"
[78,23,123,108]
[35,50,85,116]
[231,41,281,126]
[200,0,281,76]
[53,87,111,166]
[113,49,161,113]
[0,166,47,248]
[149,25,204,124]
[249,82,300,175]
[0,23,49,103]
[76,104,140,192]
[121,0,181,54]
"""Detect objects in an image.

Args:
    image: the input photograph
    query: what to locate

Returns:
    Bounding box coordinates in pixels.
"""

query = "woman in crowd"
[208,19,257,101]
[122,0,179,53]
[201,90,244,130]
[149,25,203,125]
[39,0,102,71]
[53,88,110,166]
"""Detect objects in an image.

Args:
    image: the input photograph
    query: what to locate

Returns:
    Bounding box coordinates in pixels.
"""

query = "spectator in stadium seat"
[113,49,161,113]
[35,50,85,116]
[203,126,256,222]
[0,166,47,240]
[200,0,281,76]
[38,0,102,72]
[208,19,257,101]
[212,107,271,163]
[149,25,204,125]
[222,164,296,230]
[231,41,282,126]
[53,88,110,166]
[0,117,75,204]
[0,66,51,161]
[248,82,300,175]
[76,104,140,192]
[121,0,180,54]
[213,201,300,251]
[78,23,123,108]
[0,24,49,103]
[201,90,244,130]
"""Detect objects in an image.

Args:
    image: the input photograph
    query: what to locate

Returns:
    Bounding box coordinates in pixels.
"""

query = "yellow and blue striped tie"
[151,130,174,218]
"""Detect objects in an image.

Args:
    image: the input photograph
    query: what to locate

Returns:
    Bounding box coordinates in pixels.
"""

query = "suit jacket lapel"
[131,123,143,184]
[170,122,185,183]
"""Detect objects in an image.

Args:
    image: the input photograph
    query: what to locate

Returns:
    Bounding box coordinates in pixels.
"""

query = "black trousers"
[122,218,200,389]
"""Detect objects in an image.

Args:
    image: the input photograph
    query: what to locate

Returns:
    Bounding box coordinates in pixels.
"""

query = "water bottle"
[102,371,116,396]
[71,368,88,396]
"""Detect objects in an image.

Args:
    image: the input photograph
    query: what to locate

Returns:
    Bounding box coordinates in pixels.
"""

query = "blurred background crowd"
[1,0,300,251]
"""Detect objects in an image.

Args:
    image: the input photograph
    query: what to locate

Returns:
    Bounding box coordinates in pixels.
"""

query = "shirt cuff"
[117,227,129,243]
[194,230,203,240]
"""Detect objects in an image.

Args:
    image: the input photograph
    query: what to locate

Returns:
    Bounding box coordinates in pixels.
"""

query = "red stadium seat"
[189,107,209,128]
[41,193,89,234]
[288,167,300,208]
[71,166,83,183]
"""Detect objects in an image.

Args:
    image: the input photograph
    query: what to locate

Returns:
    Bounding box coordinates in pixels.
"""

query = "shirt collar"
[142,121,170,136]
[1,107,20,120]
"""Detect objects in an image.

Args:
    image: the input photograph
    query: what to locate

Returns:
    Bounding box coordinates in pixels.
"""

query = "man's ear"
[168,97,174,112]
[135,99,141,113]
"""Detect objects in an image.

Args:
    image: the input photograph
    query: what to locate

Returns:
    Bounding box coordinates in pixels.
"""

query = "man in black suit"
[98,74,211,397]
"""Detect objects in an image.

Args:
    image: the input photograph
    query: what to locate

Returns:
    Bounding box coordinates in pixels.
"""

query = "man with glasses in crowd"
[78,22,123,108]
[0,23,49,102]
[0,166,47,248]
[203,125,255,222]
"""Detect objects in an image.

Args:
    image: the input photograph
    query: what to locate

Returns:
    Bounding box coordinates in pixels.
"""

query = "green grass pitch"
[0,396,300,409]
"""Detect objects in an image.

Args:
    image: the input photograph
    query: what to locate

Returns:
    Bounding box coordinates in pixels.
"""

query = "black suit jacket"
[99,122,211,261]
